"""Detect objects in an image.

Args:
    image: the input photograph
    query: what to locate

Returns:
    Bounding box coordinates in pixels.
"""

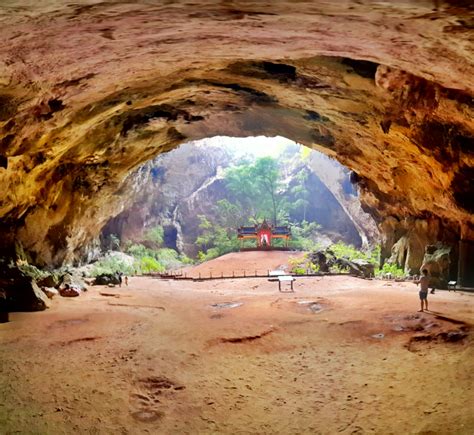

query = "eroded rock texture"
[0,1,473,270]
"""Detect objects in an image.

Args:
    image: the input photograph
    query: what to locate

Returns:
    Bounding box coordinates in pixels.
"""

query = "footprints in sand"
[272,297,330,314]
[129,376,185,423]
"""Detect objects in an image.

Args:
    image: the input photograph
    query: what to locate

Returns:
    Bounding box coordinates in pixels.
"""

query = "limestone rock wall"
[0,1,472,267]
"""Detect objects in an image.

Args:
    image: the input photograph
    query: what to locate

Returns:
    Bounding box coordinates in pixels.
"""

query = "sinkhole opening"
[99,136,380,277]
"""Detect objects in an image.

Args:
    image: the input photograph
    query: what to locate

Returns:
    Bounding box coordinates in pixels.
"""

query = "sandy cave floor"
[0,275,473,434]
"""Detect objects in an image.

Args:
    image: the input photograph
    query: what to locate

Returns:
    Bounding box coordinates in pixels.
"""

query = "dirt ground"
[183,251,302,278]
[1,272,473,434]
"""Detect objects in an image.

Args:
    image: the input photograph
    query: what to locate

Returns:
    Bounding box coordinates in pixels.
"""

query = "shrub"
[91,256,135,277]
[125,243,149,258]
[328,241,381,266]
[377,262,405,278]
[144,226,164,247]
[138,256,165,274]
[156,248,181,269]
[330,241,364,261]
[330,263,350,273]
[290,221,322,251]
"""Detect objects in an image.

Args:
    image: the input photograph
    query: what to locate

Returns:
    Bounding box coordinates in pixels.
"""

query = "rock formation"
[307,152,379,248]
[0,1,472,282]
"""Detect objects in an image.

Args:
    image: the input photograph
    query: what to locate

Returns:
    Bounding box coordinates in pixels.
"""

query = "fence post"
[199,272,201,279]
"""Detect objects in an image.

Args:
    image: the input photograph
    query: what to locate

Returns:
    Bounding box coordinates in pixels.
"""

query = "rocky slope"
[0,1,472,277]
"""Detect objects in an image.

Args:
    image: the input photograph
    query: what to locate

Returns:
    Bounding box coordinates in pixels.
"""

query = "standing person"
[124,276,128,286]
[417,269,430,312]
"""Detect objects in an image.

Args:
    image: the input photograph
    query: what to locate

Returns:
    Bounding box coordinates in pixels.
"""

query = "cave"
[0,1,472,285]
[163,225,178,251]
[0,2,472,285]
[0,1,473,432]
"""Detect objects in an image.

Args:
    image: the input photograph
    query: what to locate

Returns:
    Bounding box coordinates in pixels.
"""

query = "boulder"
[60,273,87,291]
[0,290,8,323]
[0,264,51,312]
[93,273,122,286]
[37,273,60,288]
[308,251,330,272]
[351,259,375,278]
[309,248,375,278]
[59,285,81,297]
[0,276,50,311]
[42,287,59,299]
[421,243,451,289]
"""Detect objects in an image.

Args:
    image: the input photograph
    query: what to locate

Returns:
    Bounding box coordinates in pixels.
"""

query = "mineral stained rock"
[0,1,472,267]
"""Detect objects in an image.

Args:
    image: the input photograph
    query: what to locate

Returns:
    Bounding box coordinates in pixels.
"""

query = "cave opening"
[101,135,379,269]
[163,225,178,251]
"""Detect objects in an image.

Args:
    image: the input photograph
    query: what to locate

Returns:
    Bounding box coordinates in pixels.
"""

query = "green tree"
[253,157,281,225]
[225,156,287,225]
[195,215,239,261]
[225,164,261,221]
[290,169,310,221]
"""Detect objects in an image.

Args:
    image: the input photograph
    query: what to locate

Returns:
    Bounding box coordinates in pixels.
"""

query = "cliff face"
[102,142,231,255]
[0,1,472,268]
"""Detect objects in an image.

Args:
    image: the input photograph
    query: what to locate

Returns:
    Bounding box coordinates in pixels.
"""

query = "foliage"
[377,262,405,278]
[195,154,326,260]
[330,241,364,261]
[156,248,182,269]
[290,221,321,251]
[289,253,321,275]
[144,226,164,247]
[125,243,149,258]
[224,156,286,225]
[196,215,239,261]
[369,244,381,265]
[90,255,136,277]
[329,241,380,265]
[329,263,350,273]
[137,256,165,274]
[103,233,121,251]
[300,145,312,160]
[17,263,48,281]
[289,170,310,222]
[122,242,191,273]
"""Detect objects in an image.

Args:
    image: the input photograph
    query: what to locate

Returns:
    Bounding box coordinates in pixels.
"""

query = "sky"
[193,135,299,158]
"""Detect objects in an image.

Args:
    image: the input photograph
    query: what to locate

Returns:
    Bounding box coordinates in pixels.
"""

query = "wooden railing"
[147,269,350,281]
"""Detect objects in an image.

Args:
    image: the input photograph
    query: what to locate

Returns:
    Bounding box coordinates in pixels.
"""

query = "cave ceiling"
[0,0,473,265]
